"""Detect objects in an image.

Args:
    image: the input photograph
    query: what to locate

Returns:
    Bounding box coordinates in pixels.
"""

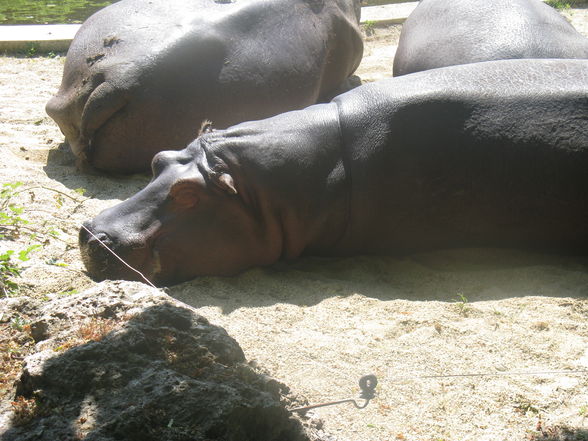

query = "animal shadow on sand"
[44,142,151,201]
[167,248,588,313]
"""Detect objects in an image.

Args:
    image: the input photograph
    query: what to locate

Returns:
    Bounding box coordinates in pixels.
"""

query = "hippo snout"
[79,221,155,283]
[79,223,118,281]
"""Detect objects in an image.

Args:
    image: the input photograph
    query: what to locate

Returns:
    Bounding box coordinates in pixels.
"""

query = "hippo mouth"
[79,224,158,285]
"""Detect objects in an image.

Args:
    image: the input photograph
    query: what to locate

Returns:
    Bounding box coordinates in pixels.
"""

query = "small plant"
[78,318,118,342]
[10,315,30,332]
[514,397,540,415]
[453,291,470,316]
[46,257,68,267]
[0,182,27,236]
[54,318,119,352]
[363,20,376,36]
[0,182,86,296]
[546,0,571,9]
[0,244,42,297]
[58,288,78,297]
[25,43,39,58]
[579,405,588,417]
[0,251,21,295]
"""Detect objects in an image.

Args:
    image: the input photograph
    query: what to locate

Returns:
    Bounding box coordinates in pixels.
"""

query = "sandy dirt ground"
[1,8,588,441]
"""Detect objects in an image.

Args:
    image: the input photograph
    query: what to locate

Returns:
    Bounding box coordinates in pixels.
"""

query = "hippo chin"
[80,59,588,286]
[393,0,588,76]
[46,0,363,174]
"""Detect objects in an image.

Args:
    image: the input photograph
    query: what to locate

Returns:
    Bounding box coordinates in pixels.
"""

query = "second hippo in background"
[46,0,363,174]
[393,0,588,76]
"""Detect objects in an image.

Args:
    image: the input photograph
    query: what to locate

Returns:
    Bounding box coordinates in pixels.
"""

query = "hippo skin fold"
[393,0,588,76]
[46,0,363,173]
[80,59,588,286]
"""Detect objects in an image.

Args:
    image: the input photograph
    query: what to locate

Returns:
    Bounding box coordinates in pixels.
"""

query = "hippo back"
[46,0,363,173]
[334,59,588,254]
[393,0,588,76]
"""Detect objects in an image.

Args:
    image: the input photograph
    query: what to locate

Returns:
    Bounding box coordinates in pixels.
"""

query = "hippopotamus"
[46,0,363,174]
[393,0,588,76]
[80,59,588,286]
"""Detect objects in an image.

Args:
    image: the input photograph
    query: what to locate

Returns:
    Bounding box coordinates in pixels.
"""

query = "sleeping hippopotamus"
[393,0,588,76]
[80,59,588,286]
[46,0,363,174]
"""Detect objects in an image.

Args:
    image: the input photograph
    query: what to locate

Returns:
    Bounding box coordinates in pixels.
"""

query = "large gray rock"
[0,282,330,441]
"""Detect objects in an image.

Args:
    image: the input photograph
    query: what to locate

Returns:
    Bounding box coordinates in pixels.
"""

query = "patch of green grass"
[0,0,115,25]
[362,20,377,36]
[546,0,571,9]
[0,182,86,297]
[58,288,79,297]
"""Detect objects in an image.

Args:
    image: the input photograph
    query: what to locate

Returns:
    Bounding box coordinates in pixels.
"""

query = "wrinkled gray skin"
[393,0,588,76]
[80,59,588,286]
[46,0,363,173]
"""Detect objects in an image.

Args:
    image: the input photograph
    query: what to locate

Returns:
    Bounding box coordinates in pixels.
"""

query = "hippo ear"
[169,179,200,209]
[213,172,238,195]
[198,119,214,136]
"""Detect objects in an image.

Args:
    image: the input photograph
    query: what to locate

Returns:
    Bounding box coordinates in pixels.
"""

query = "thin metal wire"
[290,398,370,413]
[289,375,377,413]
[288,370,588,413]
[391,369,588,382]
[81,224,157,289]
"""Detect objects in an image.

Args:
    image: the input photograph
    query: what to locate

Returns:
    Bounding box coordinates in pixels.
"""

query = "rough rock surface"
[0,281,330,441]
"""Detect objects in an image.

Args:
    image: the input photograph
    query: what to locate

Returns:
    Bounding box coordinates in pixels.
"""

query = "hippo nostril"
[91,232,112,245]
[87,232,114,254]
[80,223,113,250]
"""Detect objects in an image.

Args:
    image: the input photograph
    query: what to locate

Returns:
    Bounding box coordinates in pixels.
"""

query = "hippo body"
[81,59,588,285]
[393,0,588,76]
[46,0,363,173]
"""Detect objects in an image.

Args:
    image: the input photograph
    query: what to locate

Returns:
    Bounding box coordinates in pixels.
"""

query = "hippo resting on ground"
[393,0,588,76]
[80,59,588,286]
[45,0,363,174]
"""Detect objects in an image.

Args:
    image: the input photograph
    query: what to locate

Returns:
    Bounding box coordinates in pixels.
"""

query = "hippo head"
[79,135,281,285]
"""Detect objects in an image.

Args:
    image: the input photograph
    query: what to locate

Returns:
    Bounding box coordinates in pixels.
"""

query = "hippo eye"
[169,179,200,209]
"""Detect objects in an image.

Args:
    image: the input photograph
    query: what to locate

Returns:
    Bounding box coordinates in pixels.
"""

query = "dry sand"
[1,9,588,441]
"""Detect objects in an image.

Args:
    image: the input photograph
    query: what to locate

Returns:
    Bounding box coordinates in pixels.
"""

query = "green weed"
[0,182,85,296]
[546,0,571,9]
[363,20,376,36]
[25,43,39,57]
[453,292,470,316]
[10,315,30,331]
